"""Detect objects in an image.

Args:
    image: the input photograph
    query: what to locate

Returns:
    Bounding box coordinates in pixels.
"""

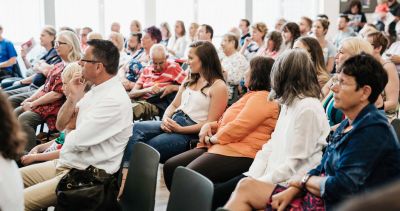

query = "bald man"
[128,44,187,120]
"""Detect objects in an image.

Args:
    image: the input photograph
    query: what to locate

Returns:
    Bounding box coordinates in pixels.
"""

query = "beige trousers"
[20,160,69,211]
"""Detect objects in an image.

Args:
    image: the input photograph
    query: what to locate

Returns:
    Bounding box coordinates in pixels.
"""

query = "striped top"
[136,60,187,99]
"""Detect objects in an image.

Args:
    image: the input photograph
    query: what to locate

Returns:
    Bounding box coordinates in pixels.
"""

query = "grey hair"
[270,48,321,105]
[150,44,168,59]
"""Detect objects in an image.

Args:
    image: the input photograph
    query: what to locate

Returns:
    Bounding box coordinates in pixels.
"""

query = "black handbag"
[55,166,120,211]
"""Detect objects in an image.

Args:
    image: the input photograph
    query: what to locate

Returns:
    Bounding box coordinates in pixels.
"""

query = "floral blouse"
[32,62,66,131]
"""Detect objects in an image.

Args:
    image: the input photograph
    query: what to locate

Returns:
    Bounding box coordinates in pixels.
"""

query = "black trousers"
[163,148,253,208]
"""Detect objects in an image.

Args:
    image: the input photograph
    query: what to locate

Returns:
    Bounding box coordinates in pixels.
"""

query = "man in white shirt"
[334,15,357,49]
[20,39,133,211]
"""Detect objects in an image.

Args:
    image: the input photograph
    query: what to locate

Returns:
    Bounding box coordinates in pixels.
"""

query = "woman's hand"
[270,187,301,211]
[199,123,213,144]
[162,117,184,133]
[160,117,172,133]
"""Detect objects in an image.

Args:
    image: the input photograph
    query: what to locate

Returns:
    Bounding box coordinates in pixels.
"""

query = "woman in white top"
[214,49,330,208]
[221,33,249,104]
[312,18,336,73]
[122,40,228,165]
[0,91,26,211]
[167,20,188,59]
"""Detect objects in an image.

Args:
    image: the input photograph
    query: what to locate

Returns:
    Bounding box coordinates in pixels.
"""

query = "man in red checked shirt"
[128,44,187,120]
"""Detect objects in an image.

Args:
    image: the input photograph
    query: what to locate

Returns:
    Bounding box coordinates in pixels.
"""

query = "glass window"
[55,0,99,32]
[198,0,245,39]
[0,0,42,43]
[104,0,145,37]
[253,0,280,30]
[156,0,194,33]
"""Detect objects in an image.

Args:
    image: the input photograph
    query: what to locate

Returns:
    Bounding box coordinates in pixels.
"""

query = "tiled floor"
[155,164,170,211]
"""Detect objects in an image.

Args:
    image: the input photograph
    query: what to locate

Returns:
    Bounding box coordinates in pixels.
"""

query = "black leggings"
[163,148,253,192]
[213,174,247,209]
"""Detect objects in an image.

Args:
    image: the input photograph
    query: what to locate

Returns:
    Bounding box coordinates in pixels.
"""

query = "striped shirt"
[136,60,187,99]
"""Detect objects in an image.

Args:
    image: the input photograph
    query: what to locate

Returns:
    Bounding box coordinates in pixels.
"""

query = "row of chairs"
[119,142,214,211]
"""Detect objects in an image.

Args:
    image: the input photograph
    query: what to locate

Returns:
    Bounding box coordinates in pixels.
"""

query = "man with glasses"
[128,44,186,120]
[21,39,132,210]
[0,25,17,81]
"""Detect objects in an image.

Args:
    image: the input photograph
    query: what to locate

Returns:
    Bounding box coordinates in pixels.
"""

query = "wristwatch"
[300,174,312,191]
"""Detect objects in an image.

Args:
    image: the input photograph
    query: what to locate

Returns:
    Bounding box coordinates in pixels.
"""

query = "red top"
[32,62,66,131]
[136,60,187,99]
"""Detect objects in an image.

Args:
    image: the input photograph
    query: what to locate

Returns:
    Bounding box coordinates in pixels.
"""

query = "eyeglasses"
[331,76,357,88]
[55,41,68,48]
[79,58,103,65]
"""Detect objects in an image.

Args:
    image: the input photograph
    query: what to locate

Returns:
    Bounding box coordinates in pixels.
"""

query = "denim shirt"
[308,104,400,210]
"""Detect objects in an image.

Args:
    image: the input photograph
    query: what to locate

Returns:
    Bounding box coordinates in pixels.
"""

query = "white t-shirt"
[0,155,24,211]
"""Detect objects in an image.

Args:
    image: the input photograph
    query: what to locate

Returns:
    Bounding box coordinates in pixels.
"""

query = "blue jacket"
[309,104,400,210]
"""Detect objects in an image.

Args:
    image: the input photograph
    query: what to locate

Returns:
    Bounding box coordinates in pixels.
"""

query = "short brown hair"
[248,56,274,91]
[367,32,389,55]
[0,91,26,160]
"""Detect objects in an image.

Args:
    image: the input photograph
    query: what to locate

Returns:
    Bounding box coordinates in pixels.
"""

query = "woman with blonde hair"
[20,62,82,166]
[240,22,268,61]
[87,32,103,41]
[322,37,373,128]
[15,30,82,150]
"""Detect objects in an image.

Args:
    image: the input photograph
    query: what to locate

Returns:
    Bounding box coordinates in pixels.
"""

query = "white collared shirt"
[58,76,133,174]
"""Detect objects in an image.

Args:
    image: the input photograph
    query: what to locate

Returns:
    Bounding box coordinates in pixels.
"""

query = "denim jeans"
[122,110,198,166]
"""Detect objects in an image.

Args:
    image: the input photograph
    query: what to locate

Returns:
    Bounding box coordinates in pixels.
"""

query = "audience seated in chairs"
[0,90,26,211]
[19,62,82,166]
[365,32,399,121]
[15,30,81,150]
[128,44,187,120]
[119,41,228,197]
[19,39,132,211]
[3,26,60,90]
[163,57,280,202]
[240,22,268,61]
[5,26,61,108]
[222,53,400,211]
[211,49,330,209]
[0,25,17,82]
[322,37,373,130]
[220,32,249,105]
[138,26,162,65]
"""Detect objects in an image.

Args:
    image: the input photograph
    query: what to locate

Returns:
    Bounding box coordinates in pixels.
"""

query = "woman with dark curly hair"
[0,90,26,210]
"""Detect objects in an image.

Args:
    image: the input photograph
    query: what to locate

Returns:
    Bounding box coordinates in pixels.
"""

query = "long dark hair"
[282,22,301,48]
[296,37,330,85]
[0,91,26,160]
[185,41,225,95]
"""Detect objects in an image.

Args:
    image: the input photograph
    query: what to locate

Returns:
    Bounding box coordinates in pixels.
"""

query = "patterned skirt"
[265,185,325,211]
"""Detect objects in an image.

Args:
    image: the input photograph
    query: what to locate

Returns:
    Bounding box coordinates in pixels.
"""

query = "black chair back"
[119,142,160,211]
[167,166,214,211]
